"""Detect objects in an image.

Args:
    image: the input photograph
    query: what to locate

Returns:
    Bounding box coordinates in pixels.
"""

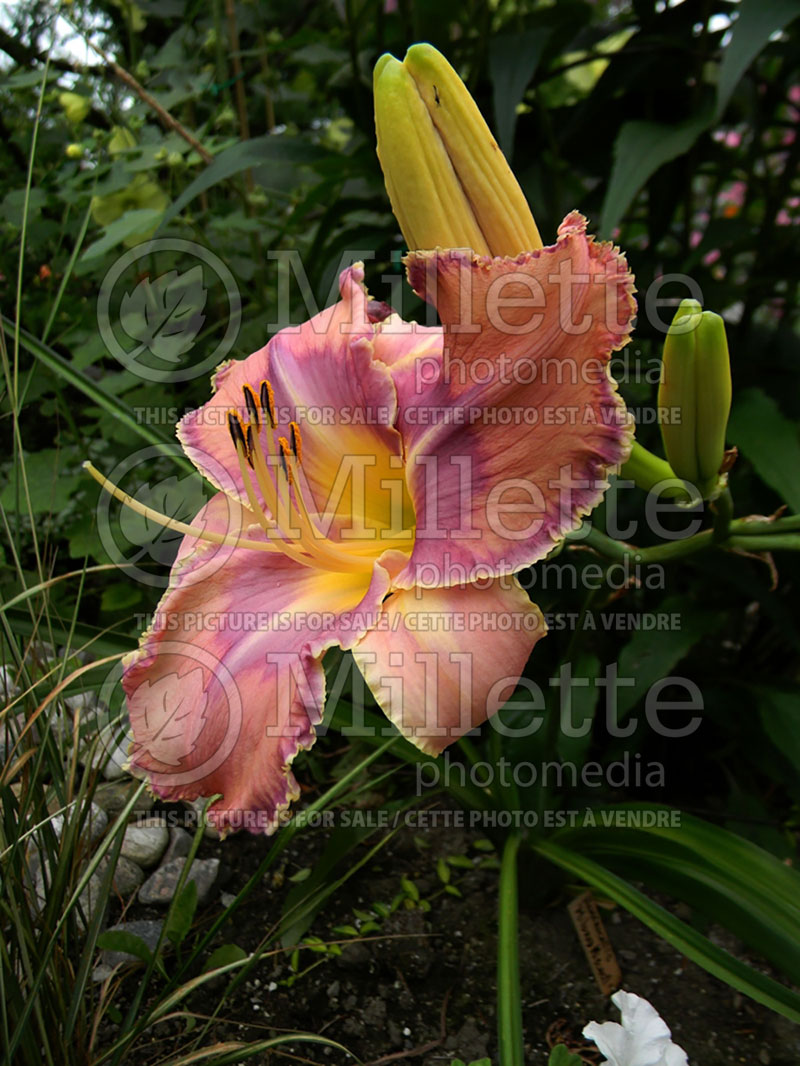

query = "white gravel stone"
[120,820,169,868]
[93,779,155,817]
[111,855,145,896]
[51,801,108,845]
[139,857,220,906]
[92,919,164,982]
[162,826,193,865]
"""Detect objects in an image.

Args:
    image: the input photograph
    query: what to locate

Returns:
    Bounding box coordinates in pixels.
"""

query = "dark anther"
[227,409,247,452]
[260,379,276,428]
[243,384,260,429]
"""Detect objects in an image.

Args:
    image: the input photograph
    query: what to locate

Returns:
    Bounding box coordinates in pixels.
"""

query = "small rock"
[183,798,221,839]
[162,826,192,865]
[386,1020,403,1047]
[51,801,108,846]
[335,941,371,970]
[78,866,110,929]
[446,1019,490,1059]
[220,891,237,908]
[64,691,100,716]
[93,780,154,817]
[139,857,220,906]
[362,997,386,1026]
[85,721,130,780]
[112,856,145,896]
[59,646,92,666]
[380,909,431,979]
[121,820,169,868]
[92,919,164,982]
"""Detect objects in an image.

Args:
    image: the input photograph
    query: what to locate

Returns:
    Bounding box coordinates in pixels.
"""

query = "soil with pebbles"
[96,813,800,1065]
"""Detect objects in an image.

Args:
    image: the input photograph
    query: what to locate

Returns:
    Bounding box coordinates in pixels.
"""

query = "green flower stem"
[726,535,800,552]
[497,832,524,1066]
[712,487,735,543]
[573,525,715,563]
[730,515,800,535]
[572,517,800,566]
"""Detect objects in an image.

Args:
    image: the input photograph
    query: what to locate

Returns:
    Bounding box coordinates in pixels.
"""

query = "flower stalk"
[619,441,697,505]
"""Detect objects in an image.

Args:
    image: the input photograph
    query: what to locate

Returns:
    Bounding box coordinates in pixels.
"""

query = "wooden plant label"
[568,891,622,995]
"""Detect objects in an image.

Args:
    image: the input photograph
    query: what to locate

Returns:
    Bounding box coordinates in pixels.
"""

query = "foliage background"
[1,0,800,1059]
[3,0,800,839]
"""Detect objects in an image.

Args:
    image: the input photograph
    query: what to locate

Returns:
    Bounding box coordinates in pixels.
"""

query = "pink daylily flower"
[122,212,635,835]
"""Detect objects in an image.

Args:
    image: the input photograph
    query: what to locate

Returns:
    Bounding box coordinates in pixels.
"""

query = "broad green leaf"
[535,837,800,1025]
[99,583,142,612]
[556,651,600,763]
[81,208,164,263]
[95,930,154,965]
[489,30,552,157]
[288,867,312,883]
[548,1047,583,1066]
[158,135,323,229]
[756,685,800,772]
[0,448,81,514]
[166,878,198,945]
[717,0,800,117]
[546,805,800,986]
[599,114,709,237]
[2,188,47,227]
[615,597,720,717]
[728,388,800,512]
[4,68,60,88]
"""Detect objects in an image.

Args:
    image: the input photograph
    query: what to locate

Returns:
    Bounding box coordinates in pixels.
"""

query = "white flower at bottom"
[583,990,689,1066]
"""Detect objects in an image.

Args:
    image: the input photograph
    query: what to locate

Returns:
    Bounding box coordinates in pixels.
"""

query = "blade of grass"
[3,780,148,1063]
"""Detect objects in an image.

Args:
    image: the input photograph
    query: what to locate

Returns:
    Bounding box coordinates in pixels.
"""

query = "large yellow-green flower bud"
[373,44,542,256]
[657,300,732,500]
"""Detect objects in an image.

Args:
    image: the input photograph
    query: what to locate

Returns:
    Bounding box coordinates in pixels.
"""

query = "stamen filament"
[82,462,281,554]
[248,428,299,540]
[232,444,321,570]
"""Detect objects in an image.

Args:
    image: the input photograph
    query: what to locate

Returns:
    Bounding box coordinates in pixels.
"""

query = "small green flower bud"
[657,299,731,500]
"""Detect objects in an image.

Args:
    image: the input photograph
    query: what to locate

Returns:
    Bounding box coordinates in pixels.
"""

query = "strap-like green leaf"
[535,836,800,1025]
